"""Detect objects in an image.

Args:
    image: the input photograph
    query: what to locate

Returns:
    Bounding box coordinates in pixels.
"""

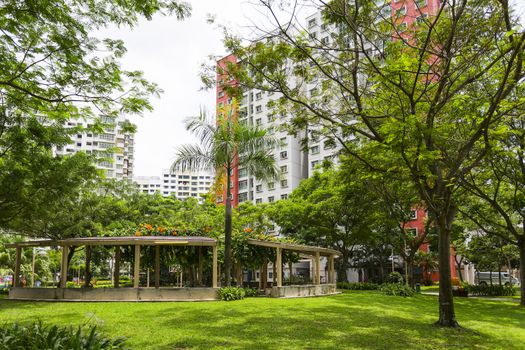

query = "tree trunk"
[224,168,233,286]
[83,246,92,288]
[455,256,463,282]
[436,220,459,327]
[519,240,525,307]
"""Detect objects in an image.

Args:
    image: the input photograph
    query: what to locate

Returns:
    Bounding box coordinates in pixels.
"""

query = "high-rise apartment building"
[134,169,214,200]
[216,0,441,206]
[54,115,135,179]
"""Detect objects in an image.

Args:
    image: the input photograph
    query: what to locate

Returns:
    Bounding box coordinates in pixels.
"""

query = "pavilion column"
[13,246,21,287]
[155,245,160,289]
[134,244,141,288]
[212,245,218,288]
[60,245,69,288]
[315,252,321,285]
[328,255,335,284]
[276,247,282,287]
[114,246,121,288]
[83,245,92,288]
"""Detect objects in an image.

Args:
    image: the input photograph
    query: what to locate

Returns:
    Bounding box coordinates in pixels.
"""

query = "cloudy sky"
[104,1,525,177]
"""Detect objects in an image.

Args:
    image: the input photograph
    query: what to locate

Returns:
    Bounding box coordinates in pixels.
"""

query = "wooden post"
[328,255,334,283]
[60,246,69,288]
[114,246,120,288]
[212,245,218,288]
[13,247,21,287]
[315,252,321,285]
[84,245,92,288]
[276,247,282,287]
[197,247,203,286]
[155,245,160,289]
[134,244,140,288]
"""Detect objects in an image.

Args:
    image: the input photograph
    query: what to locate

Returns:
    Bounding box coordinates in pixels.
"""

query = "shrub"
[218,287,245,301]
[379,283,415,297]
[336,282,379,290]
[243,287,258,297]
[465,284,516,297]
[0,322,126,350]
[0,288,8,295]
[387,272,404,284]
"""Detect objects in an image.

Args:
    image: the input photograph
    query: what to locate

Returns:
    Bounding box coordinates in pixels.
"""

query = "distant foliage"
[466,285,516,297]
[0,322,126,350]
[243,287,259,297]
[387,272,404,285]
[379,284,416,297]
[218,287,246,301]
[337,282,379,290]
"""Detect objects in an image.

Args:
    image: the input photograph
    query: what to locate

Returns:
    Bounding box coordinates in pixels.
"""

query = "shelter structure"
[6,236,339,301]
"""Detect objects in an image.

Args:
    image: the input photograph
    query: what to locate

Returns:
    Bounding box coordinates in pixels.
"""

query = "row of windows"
[255,193,288,204]
[162,174,211,180]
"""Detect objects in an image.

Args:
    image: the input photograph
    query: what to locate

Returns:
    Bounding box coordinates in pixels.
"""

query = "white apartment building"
[232,14,342,206]
[134,169,214,200]
[54,115,135,179]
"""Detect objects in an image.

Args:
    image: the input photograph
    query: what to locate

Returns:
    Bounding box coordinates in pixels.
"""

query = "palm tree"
[172,103,278,286]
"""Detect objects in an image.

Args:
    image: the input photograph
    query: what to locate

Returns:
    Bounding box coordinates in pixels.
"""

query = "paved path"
[421,292,519,302]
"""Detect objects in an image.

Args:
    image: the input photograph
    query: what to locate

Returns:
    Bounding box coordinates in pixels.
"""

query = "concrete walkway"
[421,291,520,302]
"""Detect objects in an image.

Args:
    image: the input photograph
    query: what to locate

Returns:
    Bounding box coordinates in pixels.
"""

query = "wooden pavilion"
[6,236,339,301]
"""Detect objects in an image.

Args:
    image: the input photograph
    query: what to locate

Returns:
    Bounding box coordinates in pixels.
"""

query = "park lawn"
[0,291,524,350]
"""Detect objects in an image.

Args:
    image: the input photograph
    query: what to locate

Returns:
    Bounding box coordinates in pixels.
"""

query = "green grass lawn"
[0,291,524,349]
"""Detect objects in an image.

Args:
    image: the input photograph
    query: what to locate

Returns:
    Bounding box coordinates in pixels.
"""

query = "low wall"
[9,287,219,301]
[270,284,337,298]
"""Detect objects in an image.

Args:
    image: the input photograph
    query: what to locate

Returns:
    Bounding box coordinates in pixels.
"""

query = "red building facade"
[215,54,240,207]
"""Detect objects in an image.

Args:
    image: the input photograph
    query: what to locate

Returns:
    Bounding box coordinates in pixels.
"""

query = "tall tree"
[459,117,525,305]
[0,0,191,230]
[172,105,278,286]
[217,0,525,326]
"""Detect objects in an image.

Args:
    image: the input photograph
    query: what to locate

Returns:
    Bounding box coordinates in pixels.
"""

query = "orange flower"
[158,227,166,233]
[145,224,153,231]
[244,227,253,233]
[134,231,142,236]
[171,231,178,236]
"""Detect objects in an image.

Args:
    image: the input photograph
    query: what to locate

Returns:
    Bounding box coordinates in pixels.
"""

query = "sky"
[103,1,525,177]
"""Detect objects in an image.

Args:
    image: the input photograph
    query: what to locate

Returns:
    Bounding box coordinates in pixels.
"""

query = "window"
[308,18,317,28]
[280,194,288,200]
[321,36,329,45]
[218,90,225,98]
[256,118,262,126]
[239,168,247,177]
[269,272,273,279]
[255,198,263,204]
[256,105,262,113]
[409,210,417,220]
[311,160,320,169]
[406,228,418,237]
[396,6,407,16]
[310,145,320,154]
[256,184,263,192]
[256,92,262,100]
[280,165,288,174]
[280,151,288,159]
[268,196,275,203]
[280,137,288,148]
[309,32,317,40]
[268,182,275,190]
[238,180,248,190]
[281,179,288,188]
[415,0,427,8]
[398,22,408,32]
[324,140,335,150]
[76,142,82,147]
[239,192,248,203]
[217,195,223,203]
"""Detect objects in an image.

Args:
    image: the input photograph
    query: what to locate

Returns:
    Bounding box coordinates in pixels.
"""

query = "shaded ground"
[0,291,524,349]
